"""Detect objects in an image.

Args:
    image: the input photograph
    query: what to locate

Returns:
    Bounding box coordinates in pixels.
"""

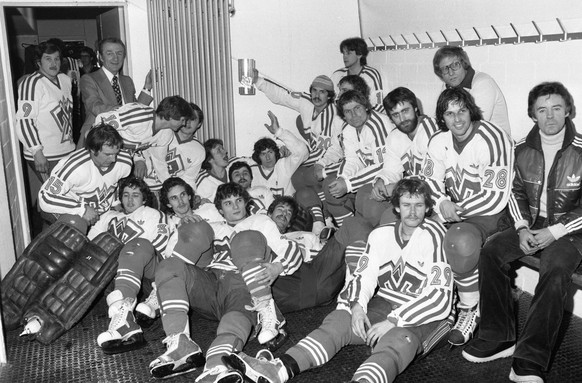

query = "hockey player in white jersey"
[149,183,302,381]
[143,102,205,194]
[16,41,75,182]
[251,111,309,197]
[357,87,440,227]
[223,178,453,383]
[93,95,195,183]
[422,88,514,346]
[96,176,171,354]
[331,37,385,106]
[323,90,393,227]
[39,123,131,233]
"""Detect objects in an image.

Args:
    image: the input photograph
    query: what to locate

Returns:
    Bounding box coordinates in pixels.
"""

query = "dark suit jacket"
[78,68,153,147]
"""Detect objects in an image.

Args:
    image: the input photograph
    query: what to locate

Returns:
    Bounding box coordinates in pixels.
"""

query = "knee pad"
[23,231,123,344]
[217,311,253,349]
[1,222,88,330]
[444,223,482,274]
[230,231,270,270]
[171,221,214,265]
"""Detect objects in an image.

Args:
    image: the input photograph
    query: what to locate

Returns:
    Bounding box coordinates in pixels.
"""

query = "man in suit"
[78,37,153,148]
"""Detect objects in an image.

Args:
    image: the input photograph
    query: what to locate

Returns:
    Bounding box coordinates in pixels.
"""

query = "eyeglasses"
[439,61,462,75]
[343,104,367,118]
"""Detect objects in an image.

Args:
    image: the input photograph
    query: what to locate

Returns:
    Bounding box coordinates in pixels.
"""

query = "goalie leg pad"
[23,231,124,344]
[1,222,88,330]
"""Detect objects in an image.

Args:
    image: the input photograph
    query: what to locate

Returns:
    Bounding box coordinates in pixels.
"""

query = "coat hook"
[440,30,449,45]
[473,27,484,46]
[556,18,569,41]
[401,34,411,49]
[491,25,502,45]
[510,23,522,44]
[378,36,389,50]
[426,31,435,49]
[532,20,544,43]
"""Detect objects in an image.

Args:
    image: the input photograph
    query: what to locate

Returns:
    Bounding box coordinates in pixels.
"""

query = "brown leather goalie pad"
[24,231,123,344]
[1,222,88,330]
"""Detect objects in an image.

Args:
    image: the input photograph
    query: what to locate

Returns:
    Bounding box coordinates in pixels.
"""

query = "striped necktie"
[112,75,122,105]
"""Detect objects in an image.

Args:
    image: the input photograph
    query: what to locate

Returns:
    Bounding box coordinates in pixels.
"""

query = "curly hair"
[252,138,281,166]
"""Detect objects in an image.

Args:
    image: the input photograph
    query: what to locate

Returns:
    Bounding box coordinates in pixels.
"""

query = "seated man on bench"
[462,82,582,383]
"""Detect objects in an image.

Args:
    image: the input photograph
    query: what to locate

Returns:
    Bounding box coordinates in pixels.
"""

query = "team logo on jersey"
[51,97,73,143]
[166,148,184,175]
[567,174,581,187]
[379,257,424,296]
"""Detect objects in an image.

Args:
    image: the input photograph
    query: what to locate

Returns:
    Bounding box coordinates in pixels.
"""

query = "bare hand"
[255,262,283,285]
[313,164,325,181]
[351,303,371,341]
[518,228,538,255]
[439,200,464,222]
[34,150,50,175]
[530,227,556,250]
[133,161,147,179]
[143,69,153,91]
[328,178,348,198]
[181,214,204,224]
[371,179,393,201]
[264,111,281,135]
[82,205,99,225]
[366,319,395,348]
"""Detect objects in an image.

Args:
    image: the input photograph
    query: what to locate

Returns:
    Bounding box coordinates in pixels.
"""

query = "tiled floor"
[0,291,580,383]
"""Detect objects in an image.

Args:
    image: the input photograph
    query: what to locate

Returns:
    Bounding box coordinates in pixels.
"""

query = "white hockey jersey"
[423,120,514,219]
[340,219,453,327]
[39,149,133,216]
[375,116,440,185]
[255,77,344,166]
[331,65,385,106]
[88,205,170,253]
[16,72,75,161]
[251,129,309,196]
[337,110,394,193]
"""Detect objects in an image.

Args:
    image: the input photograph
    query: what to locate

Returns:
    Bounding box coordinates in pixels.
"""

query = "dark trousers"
[478,218,582,369]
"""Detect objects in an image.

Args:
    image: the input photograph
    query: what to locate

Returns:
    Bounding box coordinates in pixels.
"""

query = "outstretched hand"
[264,111,281,135]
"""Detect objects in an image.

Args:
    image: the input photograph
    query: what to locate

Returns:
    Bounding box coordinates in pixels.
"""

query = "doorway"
[1,4,125,246]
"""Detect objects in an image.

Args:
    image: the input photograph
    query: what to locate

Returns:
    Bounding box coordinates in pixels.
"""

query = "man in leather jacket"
[462,82,582,383]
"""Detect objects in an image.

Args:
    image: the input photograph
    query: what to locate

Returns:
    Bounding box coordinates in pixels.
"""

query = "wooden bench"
[518,255,582,288]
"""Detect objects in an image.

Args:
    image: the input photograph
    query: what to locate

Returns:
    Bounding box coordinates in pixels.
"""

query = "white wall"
[229,0,360,156]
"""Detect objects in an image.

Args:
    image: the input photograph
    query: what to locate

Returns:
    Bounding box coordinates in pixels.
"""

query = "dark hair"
[159,177,200,214]
[85,122,124,152]
[252,138,281,165]
[79,46,97,65]
[339,37,369,66]
[214,182,251,214]
[201,138,224,171]
[391,178,434,219]
[432,46,472,79]
[267,196,299,225]
[337,90,372,120]
[228,161,253,183]
[34,42,61,66]
[308,86,336,103]
[527,81,576,119]
[435,88,483,131]
[189,102,204,125]
[98,37,126,57]
[118,176,154,208]
[156,95,195,121]
[338,75,370,99]
[383,87,419,114]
